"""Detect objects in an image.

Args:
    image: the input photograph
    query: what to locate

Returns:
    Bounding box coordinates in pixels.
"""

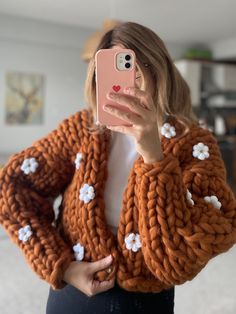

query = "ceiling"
[0,0,236,44]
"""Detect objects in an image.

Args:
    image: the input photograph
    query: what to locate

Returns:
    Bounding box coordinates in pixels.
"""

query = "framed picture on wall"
[5,71,45,125]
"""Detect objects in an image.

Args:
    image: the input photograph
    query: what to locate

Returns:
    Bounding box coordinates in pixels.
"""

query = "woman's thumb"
[90,255,113,272]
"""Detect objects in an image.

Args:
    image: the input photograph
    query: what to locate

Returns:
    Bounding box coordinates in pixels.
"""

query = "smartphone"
[95,48,136,126]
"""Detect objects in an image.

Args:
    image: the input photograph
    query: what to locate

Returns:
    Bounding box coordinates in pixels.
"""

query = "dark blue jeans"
[46,281,175,314]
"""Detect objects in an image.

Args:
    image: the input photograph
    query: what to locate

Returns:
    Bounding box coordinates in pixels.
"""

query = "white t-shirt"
[104,131,139,235]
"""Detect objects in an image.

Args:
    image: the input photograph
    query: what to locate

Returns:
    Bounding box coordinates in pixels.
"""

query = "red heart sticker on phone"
[112,85,121,92]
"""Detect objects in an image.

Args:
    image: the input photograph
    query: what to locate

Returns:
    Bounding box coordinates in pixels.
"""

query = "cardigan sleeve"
[0,112,83,290]
[134,129,236,286]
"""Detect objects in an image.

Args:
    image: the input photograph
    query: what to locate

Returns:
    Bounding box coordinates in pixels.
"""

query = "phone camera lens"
[125,54,131,61]
[125,62,131,68]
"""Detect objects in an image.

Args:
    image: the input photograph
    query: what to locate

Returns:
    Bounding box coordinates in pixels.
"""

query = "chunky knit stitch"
[0,108,236,292]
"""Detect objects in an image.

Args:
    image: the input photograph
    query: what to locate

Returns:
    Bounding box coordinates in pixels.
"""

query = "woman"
[0,22,236,314]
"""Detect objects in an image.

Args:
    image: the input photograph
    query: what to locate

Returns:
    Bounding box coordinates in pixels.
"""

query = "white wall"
[166,42,190,61]
[0,13,191,154]
[0,14,92,153]
[210,36,236,60]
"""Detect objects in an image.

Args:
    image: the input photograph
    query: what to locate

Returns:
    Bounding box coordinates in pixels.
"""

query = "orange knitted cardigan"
[0,108,236,293]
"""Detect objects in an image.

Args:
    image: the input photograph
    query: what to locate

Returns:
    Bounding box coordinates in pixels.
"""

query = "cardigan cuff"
[134,154,180,178]
[49,250,74,290]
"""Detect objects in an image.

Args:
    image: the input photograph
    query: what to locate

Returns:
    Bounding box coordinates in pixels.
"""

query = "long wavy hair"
[84,21,198,136]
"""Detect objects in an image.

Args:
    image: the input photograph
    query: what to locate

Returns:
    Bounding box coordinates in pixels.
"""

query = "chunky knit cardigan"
[0,108,236,293]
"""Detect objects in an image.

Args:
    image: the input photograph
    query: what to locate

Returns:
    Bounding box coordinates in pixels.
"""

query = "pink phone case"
[95,48,136,126]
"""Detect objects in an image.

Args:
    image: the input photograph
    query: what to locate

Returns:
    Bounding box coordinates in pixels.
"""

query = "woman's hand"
[63,255,115,297]
[104,87,164,164]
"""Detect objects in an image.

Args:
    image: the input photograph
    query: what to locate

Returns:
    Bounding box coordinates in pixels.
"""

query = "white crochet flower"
[75,153,83,170]
[204,195,222,210]
[79,183,95,203]
[192,142,209,160]
[186,189,194,206]
[124,233,142,252]
[18,225,33,243]
[161,123,176,139]
[20,158,39,175]
[73,243,84,261]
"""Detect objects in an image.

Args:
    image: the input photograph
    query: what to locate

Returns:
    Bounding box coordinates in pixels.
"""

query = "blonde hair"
[84,21,198,136]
